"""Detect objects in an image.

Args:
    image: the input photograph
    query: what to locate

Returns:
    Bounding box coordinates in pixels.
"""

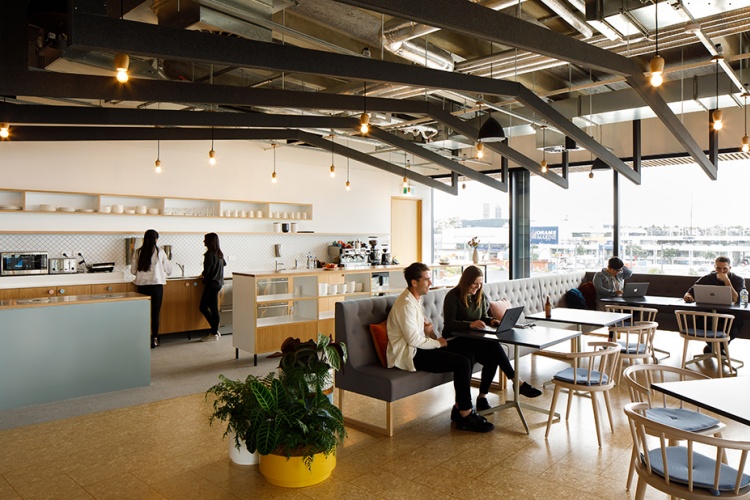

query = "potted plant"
[206,333,347,487]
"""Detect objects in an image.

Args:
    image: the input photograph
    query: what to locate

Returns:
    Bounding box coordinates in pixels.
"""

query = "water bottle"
[741,288,748,307]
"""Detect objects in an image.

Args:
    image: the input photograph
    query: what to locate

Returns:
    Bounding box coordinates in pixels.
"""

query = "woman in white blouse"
[131,229,172,348]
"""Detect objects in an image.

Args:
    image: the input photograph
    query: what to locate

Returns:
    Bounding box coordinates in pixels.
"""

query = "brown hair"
[456,265,484,308]
[404,262,430,289]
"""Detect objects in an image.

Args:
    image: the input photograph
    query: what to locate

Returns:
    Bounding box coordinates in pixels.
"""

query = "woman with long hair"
[130,229,172,348]
[199,233,226,342]
[442,266,541,415]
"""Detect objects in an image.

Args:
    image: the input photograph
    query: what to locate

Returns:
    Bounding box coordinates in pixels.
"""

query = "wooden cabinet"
[0,288,18,301]
[160,279,209,334]
[92,283,134,294]
[17,284,92,298]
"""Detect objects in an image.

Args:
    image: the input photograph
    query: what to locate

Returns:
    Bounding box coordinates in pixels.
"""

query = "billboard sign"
[530,226,559,245]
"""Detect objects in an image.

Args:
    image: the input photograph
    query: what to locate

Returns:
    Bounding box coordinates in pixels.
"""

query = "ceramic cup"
[347,281,356,293]
[318,283,328,296]
[281,223,290,233]
[273,222,281,233]
[290,223,298,233]
[355,282,364,292]
[302,213,308,220]
[257,210,263,218]
[248,210,255,218]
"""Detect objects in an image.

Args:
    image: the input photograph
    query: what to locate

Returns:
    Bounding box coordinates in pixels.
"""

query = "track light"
[476,141,484,159]
[0,123,9,139]
[114,53,129,83]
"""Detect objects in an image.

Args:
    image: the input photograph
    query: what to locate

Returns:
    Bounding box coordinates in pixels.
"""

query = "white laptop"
[622,282,649,298]
[693,285,734,305]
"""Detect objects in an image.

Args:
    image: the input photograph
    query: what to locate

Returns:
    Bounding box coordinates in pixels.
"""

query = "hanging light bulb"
[0,123,9,139]
[359,82,369,134]
[345,180,351,191]
[114,53,129,83]
[402,156,410,188]
[271,143,278,184]
[154,139,162,174]
[649,2,664,87]
[345,155,351,190]
[712,52,723,131]
[402,175,408,188]
[589,169,594,179]
[462,182,466,190]
[208,127,218,165]
[742,87,749,152]
[540,159,548,173]
[329,134,336,177]
[476,141,484,159]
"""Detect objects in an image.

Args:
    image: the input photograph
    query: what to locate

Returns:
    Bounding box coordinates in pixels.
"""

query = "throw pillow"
[489,298,512,320]
[565,288,587,309]
[369,321,388,367]
[578,281,597,310]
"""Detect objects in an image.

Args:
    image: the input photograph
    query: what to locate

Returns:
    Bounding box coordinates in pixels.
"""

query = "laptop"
[473,305,525,334]
[622,282,649,298]
[693,284,734,305]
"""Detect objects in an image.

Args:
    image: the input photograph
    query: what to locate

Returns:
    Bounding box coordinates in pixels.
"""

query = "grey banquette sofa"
[334,271,587,436]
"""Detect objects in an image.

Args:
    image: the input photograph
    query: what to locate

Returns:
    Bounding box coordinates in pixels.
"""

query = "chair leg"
[681,339,689,369]
[590,392,603,448]
[545,384,562,439]
[565,388,574,421]
[715,347,723,378]
[635,477,647,500]
[626,446,637,490]
[603,390,615,432]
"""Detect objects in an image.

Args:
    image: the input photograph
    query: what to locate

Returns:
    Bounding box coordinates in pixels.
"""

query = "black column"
[509,169,530,279]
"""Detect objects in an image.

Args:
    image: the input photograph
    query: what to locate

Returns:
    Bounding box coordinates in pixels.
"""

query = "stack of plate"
[39,203,55,211]
[77,208,95,213]
[0,204,21,211]
[57,206,75,213]
[147,208,160,215]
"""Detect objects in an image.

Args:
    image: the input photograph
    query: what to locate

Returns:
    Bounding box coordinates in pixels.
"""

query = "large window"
[433,180,510,284]
[620,160,750,276]
[529,169,614,276]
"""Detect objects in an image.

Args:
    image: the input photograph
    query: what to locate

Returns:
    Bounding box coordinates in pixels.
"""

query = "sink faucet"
[175,263,185,277]
[275,260,286,271]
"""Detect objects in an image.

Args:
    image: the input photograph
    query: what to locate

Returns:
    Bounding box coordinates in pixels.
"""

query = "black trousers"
[199,285,222,332]
[137,284,163,339]
[413,348,473,411]
[447,337,515,394]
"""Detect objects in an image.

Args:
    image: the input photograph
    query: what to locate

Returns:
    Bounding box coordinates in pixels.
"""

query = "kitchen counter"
[0,291,147,310]
[0,272,129,289]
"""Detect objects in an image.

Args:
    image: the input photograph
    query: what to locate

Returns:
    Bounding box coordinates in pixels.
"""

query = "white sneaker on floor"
[200,332,221,342]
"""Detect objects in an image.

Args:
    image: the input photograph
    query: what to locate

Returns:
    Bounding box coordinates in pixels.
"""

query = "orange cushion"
[369,321,388,367]
[489,298,512,321]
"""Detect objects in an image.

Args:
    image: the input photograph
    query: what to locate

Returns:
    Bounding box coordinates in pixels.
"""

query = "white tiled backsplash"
[0,233,388,278]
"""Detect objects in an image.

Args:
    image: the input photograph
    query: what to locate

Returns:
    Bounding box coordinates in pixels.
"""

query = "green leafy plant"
[206,334,348,470]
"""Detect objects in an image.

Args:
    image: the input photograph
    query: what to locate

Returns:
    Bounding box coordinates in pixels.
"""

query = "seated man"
[386,262,494,433]
[684,256,745,351]
[593,256,633,301]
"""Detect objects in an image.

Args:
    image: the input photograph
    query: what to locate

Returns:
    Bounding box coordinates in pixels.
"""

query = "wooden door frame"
[391,196,422,264]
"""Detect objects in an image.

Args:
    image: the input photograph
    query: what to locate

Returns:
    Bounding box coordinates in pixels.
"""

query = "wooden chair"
[624,402,750,499]
[622,364,726,491]
[675,310,738,378]
[609,321,658,384]
[603,305,667,363]
[544,341,620,448]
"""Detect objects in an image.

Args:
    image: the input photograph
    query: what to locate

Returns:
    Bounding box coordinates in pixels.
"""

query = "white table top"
[526,307,631,327]
[652,377,750,426]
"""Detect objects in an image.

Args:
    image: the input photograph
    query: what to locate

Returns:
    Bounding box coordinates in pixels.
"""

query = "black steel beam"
[333,0,637,77]
[627,75,717,180]
[632,119,641,176]
[366,126,506,192]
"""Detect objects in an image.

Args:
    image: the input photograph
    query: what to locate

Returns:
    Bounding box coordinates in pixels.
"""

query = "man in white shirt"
[386,262,494,433]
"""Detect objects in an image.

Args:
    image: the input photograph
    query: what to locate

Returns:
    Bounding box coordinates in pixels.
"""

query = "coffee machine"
[367,237,381,265]
[380,243,391,265]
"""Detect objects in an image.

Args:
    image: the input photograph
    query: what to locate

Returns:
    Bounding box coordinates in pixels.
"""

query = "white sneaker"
[201,332,221,342]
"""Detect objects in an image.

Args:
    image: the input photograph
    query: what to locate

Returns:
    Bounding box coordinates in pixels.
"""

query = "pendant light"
[329,134,336,177]
[114,53,129,83]
[477,113,506,142]
[649,1,664,87]
[208,127,217,165]
[742,85,750,152]
[476,141,484,159]
[0,123,9,139]
[712,51,724,131]
[154,139,162,174]
[271,143,278,184]
[345,156,351,191]
[359,82,370,134]
[540,125,548,173]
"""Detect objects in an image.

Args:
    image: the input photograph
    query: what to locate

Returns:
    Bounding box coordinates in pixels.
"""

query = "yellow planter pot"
[259,452,336,488]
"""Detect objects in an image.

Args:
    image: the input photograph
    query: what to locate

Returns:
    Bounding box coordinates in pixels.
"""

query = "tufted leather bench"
[335,271,587,436]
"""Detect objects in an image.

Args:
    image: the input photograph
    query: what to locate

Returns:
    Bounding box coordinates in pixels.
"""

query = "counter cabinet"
[233,268,406,363]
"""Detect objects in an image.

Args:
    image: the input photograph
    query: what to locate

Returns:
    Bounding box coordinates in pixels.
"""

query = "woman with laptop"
[442,266,542,416]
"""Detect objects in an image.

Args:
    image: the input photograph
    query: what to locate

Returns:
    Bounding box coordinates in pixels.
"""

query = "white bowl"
[101,206,112,213]
[136,205,147,214]
[147,208,160,215]
[39,204,55,211]
[124,209,136,214]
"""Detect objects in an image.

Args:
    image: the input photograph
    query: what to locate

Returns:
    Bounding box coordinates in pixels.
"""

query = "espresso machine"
[367,237,381,265]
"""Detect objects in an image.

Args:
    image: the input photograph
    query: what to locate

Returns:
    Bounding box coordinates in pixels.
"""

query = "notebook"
[473,305,524,334]
[622,282,649,298]
[693,284,734,305]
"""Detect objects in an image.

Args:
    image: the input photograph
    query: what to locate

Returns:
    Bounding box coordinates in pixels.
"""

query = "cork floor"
[2,332,750,500]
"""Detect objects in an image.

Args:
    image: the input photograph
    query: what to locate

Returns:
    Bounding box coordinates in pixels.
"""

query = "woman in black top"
[443,266,541,415]
[199,233,227,342]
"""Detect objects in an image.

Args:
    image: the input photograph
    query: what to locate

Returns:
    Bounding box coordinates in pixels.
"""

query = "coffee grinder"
[368,237,381,265]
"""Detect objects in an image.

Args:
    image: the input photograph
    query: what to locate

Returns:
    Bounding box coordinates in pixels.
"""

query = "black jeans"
[199,285,222,333]
[137,284,163,339]
[447,337,515,394]
[413,347,473,411]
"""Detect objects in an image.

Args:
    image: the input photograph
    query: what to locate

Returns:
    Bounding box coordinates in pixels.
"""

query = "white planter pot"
[228,429,259,465]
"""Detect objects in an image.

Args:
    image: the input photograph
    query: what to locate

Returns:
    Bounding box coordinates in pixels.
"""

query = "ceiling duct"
[535,128,584,153]
[152,0,273,42]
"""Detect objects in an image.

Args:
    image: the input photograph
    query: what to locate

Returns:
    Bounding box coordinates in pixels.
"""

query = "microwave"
[1,252,49,276]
